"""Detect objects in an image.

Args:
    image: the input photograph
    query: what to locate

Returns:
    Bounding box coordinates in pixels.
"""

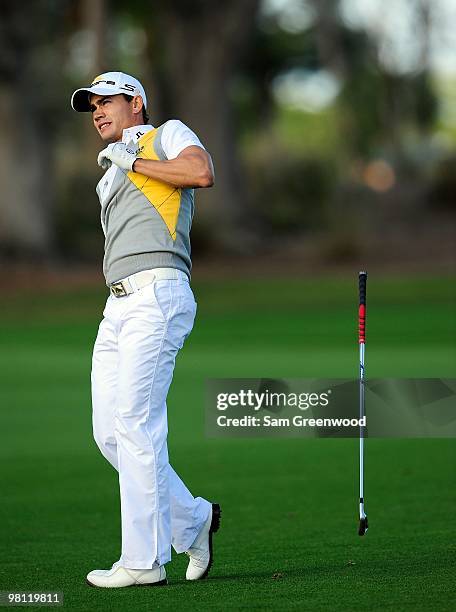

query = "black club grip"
[359,271,367,306]
[358,271,367,344]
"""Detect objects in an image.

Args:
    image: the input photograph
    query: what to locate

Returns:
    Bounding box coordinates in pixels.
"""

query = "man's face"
[90,93,140,142]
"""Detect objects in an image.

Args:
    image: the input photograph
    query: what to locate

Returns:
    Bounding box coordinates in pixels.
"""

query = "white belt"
[109,268,189,298]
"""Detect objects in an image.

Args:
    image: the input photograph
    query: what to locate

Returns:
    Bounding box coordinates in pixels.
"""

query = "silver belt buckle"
[110,281,127,297]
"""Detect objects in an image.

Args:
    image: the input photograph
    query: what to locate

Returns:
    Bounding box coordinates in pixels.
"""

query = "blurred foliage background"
[0,0,455,274]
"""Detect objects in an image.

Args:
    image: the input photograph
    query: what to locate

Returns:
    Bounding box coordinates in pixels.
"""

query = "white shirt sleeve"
[160,119,205,160]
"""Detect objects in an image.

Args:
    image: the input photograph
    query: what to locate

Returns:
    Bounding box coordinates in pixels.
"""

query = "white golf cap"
[71,71,147,112]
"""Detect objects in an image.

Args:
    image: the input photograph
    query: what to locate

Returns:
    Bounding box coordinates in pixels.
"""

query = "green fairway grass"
[0,276,455,611]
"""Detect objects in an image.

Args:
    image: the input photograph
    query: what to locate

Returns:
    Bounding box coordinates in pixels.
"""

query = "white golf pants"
[91,276,210,569]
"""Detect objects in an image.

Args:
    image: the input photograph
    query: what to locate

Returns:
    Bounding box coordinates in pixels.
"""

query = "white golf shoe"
[185,503,221,580]
[86,562,167,588]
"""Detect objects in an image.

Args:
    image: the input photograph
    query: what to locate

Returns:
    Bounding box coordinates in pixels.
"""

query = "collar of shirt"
[122,124,154,144]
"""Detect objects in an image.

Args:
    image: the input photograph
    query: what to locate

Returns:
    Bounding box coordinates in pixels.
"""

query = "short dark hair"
[123,94,149,124]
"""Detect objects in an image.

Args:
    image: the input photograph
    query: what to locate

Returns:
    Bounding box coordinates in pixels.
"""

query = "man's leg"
[91,284,210,562]
[115,279,207,569]
[169,466,210,553]
[91,298,119,469]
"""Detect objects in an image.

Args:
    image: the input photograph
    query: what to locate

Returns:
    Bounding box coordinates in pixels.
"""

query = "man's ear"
[132,95,143,115]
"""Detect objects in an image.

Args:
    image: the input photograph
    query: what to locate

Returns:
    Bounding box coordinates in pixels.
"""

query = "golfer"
[71,71,220,588]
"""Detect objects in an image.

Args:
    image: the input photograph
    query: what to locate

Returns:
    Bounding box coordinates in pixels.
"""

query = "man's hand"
[97,143,137,171]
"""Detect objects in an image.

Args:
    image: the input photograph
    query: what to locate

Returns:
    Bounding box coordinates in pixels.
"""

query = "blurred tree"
[236,12,319,132]
[80,0,107,145]
[309,0,437,158]
[55,0,108,262]
[0,1,72,259]
[237,0,437,160]
[145,0,261,252]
